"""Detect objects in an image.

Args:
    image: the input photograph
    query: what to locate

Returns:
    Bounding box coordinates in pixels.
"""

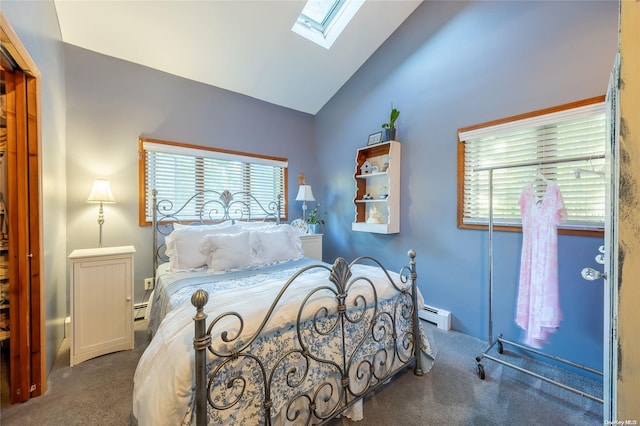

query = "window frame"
[138,137,289,226]
[457,96,606,237]
[298,0,345,33]
[291,0,364,49]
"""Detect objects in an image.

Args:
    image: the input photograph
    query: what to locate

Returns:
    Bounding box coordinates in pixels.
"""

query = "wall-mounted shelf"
[352,141,401,234]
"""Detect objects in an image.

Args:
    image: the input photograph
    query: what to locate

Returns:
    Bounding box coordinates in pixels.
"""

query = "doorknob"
[581,267,607,281]
[596,245,605,264]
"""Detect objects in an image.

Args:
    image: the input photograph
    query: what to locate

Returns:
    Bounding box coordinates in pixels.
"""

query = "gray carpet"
[0,320,602,425]
[331,325,602,425]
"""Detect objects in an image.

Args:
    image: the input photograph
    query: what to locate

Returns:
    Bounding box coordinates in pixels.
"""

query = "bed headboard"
[151,189,282,274]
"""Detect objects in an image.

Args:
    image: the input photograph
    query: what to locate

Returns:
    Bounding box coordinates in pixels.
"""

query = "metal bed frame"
[149,189,427,424]
[191,250,425,425]
[473,155,604,404]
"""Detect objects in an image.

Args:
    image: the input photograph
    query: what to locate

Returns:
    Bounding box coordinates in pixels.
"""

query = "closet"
[0,15,44,404]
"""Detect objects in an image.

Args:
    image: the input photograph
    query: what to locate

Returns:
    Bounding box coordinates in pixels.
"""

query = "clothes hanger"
[573,157,605,178]
[532,165,549,204]
[534,171,548,183]
[532,162,549,182]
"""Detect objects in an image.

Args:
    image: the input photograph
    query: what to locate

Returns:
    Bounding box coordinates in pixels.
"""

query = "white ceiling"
[54,0,422,115]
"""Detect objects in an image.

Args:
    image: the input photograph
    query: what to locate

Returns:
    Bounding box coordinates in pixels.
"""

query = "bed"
[133,189,434,425]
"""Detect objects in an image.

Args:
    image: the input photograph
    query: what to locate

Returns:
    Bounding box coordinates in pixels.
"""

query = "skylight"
[292,0,365,49]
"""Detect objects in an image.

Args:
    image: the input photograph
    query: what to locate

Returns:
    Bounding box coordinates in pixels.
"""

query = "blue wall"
[60,0,618,377]
[314,1,617,373]
[63,45,315,304]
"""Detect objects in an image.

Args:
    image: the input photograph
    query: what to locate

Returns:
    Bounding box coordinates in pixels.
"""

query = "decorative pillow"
[165,223,239,271]
[278,224,304,258]
[200,231,254,273]
[253,225,304,265]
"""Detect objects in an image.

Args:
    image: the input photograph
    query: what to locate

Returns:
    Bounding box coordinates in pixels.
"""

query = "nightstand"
[299,234,323,261]
[68,246,135,366]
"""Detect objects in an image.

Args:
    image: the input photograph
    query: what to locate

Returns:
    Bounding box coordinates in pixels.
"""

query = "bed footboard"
[191,249,424,425]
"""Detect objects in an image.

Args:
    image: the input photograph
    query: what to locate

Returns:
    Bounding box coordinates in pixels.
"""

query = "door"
[580,54,619,422]
[0,40,43,403]
[602,54,619,424]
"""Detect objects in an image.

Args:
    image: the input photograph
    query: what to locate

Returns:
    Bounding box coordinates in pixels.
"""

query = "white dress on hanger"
[516,180,567,348]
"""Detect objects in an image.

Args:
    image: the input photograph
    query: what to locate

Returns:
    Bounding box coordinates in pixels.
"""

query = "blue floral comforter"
[134,259,433,425]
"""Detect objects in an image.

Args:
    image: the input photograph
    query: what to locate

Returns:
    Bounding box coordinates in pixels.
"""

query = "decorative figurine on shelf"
[360,161,371,175]
[366,205,384,224]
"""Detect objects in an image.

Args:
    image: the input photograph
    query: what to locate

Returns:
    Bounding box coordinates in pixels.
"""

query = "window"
[299,0,345,33]
[292,0,364,49]
[457,96,606,235]
[139,138,288,225]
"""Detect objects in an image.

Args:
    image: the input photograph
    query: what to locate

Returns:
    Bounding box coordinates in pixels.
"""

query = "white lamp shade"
[87,179,116,203]
[295,185,315,202]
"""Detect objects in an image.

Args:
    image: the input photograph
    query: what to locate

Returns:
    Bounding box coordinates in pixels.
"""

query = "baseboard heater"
[134,302,149,320]
[134,302,148,310]
[418,304,451,331]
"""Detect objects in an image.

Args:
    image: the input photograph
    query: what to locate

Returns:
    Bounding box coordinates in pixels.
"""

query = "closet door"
[2,63,42,403]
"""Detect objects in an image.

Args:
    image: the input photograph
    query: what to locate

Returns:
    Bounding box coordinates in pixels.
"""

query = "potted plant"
[381,107,400,142]
[306,205,326,234]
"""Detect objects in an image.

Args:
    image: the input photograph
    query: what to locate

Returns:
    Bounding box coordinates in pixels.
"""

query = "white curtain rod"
[474,154,605,172]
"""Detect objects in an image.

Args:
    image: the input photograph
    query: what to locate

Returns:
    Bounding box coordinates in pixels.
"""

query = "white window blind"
[458,100,606,231]
[140,139,287,223]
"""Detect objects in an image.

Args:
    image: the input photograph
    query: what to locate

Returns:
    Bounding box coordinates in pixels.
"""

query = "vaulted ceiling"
[54,1,422,114]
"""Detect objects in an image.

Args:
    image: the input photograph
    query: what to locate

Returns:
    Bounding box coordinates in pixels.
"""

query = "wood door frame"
[0,12,45,400]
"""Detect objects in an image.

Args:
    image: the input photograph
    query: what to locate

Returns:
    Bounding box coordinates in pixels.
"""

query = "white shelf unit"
[352,141,401,234]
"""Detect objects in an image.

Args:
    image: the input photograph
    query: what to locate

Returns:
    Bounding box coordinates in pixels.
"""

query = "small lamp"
[295,174,315,222]
[87,178,115,248]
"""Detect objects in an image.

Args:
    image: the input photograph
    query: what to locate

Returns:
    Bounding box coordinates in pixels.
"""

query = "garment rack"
[474,154,604,404]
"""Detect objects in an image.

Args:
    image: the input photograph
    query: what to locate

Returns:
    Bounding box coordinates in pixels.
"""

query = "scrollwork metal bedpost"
[192,290,211,426]
[409,249,424,376]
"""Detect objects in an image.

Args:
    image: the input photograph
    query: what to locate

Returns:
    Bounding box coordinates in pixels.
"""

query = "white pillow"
[277,224,304,258]
[173,220,234,230]
[200,231,254,273]
[165,224,239,271]
[253,226,304,265]
[235,221,279,231]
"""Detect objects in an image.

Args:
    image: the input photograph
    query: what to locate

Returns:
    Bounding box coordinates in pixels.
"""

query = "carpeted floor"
[0,320,602,425]
[331,325,602,425]
[0,320,150,425]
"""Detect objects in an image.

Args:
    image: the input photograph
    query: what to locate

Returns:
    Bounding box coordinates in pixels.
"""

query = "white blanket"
[133,262,430,425]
